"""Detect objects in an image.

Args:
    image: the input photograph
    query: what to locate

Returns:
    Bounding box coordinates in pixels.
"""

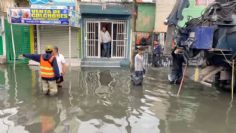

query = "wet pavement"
[0,64,236,133]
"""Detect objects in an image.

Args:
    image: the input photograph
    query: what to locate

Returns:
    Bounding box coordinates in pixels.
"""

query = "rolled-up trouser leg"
[48,80,58,96]
[42,80,49,95]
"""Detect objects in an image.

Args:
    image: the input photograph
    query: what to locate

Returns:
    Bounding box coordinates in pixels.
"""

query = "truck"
[165,0,236,91]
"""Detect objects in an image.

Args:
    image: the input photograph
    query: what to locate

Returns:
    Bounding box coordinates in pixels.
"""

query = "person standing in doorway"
[22,45,60,96]
[53,46,67,87]
[100,26,111,58]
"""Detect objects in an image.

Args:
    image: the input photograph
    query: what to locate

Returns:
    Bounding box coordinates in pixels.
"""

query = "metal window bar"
[86,22,99,58]
[112,21,127,58]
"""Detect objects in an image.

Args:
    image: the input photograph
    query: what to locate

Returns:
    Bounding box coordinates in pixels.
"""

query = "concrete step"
[28,58,81,67]
[81,58,123,67]
[81,61,121,67]
[65,58,81,67]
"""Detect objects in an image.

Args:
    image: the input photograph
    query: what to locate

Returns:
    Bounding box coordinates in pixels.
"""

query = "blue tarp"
[191,26,214,49]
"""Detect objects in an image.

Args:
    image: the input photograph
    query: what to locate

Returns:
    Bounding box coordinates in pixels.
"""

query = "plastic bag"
[131,74,143,86]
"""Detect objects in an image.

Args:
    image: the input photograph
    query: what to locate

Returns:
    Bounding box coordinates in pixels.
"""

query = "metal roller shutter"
[40,25,78,58]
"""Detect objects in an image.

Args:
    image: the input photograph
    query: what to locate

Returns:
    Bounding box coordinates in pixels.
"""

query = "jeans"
[169,69,183,84]
[153,54,161,67]
[135,71,144,79]
[102,42,111,57]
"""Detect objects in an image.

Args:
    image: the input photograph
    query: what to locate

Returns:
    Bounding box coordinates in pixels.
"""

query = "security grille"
[112,21,127,58]
[85,20,127,58]
[85,21,99,58]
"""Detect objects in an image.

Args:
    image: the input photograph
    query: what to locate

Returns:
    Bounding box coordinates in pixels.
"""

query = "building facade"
[0,0,215,66]
[79,0,134,67]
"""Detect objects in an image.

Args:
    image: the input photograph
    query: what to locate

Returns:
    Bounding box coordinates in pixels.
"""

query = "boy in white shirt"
[53,46,67,87]
[132,47,146,85]
[135,47,145,77]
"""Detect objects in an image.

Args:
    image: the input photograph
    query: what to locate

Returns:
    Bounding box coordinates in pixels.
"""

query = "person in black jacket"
[168,47,185,84]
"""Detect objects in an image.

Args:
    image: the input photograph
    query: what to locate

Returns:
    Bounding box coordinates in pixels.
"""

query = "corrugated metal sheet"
[136,4,155,32]
[154,0,176,33]
[40,26,79,58]
[5,19,30,63]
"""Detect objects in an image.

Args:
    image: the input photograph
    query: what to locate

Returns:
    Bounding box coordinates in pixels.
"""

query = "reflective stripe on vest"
[40,55,55,78]
[40,66,53,70]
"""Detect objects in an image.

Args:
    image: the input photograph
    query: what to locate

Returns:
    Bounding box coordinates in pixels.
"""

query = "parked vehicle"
[165,0,236,90]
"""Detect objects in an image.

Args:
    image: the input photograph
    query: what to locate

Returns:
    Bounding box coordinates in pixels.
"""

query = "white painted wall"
[0,0,15,13]
[154,0,176,32]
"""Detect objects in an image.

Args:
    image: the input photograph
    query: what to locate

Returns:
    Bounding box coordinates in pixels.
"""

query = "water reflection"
[0,65,236,133]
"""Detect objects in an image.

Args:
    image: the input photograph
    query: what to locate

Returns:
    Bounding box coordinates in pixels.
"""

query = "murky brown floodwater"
[0,64,236,133]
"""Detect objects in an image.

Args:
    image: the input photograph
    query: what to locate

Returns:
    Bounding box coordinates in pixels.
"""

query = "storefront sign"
[30,5,80,27]
[30,0,76,6]
[9,8,69,25]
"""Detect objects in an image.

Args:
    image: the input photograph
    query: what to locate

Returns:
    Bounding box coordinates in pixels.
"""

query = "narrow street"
[1,0,236,133]
[0,64,236,133]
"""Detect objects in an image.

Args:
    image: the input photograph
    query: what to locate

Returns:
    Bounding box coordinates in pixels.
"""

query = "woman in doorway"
[100,26,112,58]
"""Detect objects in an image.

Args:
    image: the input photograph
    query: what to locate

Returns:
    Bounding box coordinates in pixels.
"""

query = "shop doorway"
[100,22,112,58]
[85,20,127,58]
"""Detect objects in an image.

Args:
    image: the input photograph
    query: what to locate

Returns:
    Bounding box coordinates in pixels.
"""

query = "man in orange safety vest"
[23,45,60,96]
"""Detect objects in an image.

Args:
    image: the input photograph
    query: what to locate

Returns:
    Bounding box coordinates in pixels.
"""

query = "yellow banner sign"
[31,9,68,21]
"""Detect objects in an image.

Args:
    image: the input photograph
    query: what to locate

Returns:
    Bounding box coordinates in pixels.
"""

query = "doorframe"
[84,19,128,59]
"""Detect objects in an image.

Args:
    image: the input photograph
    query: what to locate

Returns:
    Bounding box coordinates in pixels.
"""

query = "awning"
[80,4,132,16]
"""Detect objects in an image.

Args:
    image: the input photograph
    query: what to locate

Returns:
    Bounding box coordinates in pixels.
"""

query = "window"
[196,0,214,6]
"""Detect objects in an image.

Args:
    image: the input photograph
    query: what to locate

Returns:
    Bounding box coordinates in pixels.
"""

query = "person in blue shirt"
[153,40,162,67]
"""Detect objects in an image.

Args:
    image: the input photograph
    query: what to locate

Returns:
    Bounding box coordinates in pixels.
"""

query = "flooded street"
[0,64,236,133]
